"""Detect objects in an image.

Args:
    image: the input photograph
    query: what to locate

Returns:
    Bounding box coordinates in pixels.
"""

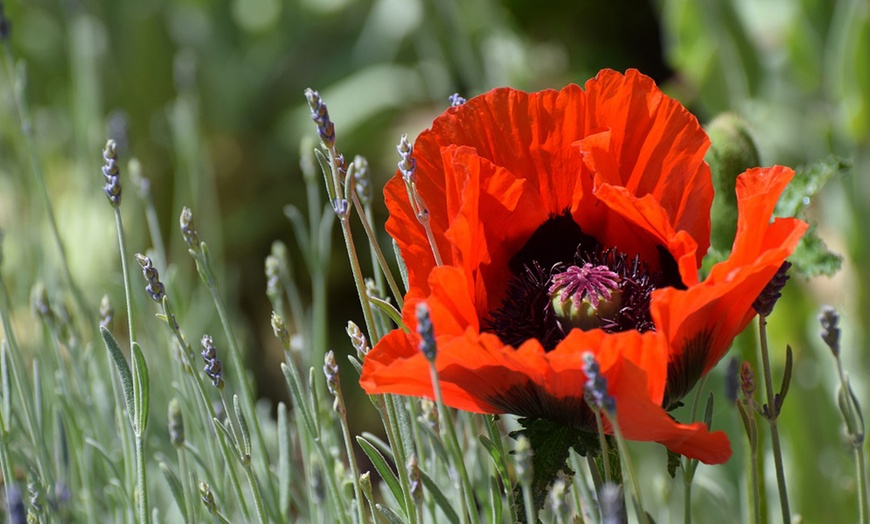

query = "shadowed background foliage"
[0,0,867,521]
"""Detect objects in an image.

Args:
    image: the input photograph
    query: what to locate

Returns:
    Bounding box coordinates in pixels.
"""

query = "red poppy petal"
[441,145,548,315]
[606,356,732,463]
[577,69,713,264]
[652,166,808,401]
[589,182,702,285]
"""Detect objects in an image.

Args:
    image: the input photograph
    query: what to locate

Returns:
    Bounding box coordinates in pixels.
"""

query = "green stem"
[757,316,790,522]
[135,433,149,524]
[382,395,419,524]
[857,445,869,524]
[114,207,136,344]
[352,191,404,310]
[242,462,268,524]
[521,482,535,524]
[591,408,611,483]
[0,276,52,480]
[427,361,479,524]
[336,392,367,524]
[177,447,195,523]
[609,418,648,524]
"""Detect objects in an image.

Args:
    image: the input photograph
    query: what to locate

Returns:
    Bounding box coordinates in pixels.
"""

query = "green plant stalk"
[427,361,479,524]
[177,447,196,523]
[335,391,368,524]
[737,399,761,524]
[484,415,517,523]
[0,276,52,480]
[520,481,535,524]
[757,316,790,522]
[241,460,268,524]
[682,376,709,524]
[135,431,149,524]
[0,428,14,517]
[351,191,405,309]
[608,416,648,524]
[569,451,595,523]
[834,355,869,523]
[856,445,869,524]
[381,394,420,524]
[591,408,611,484]
[112,205,141,511]
[204,283,271,469]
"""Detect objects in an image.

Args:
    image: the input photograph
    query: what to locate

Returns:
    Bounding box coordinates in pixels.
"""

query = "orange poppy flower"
[359,69,807,464]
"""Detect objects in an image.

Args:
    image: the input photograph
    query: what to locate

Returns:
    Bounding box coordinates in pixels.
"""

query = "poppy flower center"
[549,264,622,331]
[484,211,684,351]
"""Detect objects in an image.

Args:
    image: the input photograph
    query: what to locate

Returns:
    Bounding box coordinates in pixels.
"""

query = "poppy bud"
[706,113,760,253]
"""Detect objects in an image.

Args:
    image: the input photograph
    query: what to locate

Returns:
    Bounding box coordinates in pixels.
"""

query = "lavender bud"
[513,435,533,487]
[324,351,339,396]
[353,155,371,206]
[407,454,422,505]
[449,93,466,107]
[415,302,437,361]
[752,261,791,316]
[199,481,217,515]
[304,88,336,149]
[397,134,416,182]
[135,253,165,302]
[740,361,755,400]
[725,357,740,403]
[600,482,625,524]
[582,352,616,415]
[99,294,114,329]
[418,398,439,433]
[30,283,53,322]
[0,2,11,41]
[102,139,122,207]
[346,321,369,360]
[271,312,290,347]
[200,334,224,390]
[819,305,841,357]
[168,398,185,447]
[179,207,201,252]
[27,479,43,514]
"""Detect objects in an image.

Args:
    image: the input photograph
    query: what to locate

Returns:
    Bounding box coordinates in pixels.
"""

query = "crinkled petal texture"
[360,69,806,465]
[654,166,808,405]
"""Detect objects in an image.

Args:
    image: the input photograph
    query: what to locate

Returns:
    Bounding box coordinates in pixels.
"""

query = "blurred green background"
[0,0,867,521]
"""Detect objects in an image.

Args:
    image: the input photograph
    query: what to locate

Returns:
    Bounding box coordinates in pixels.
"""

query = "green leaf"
[131,342,150,435]
[510,418,601,513]
[233,395,252,460]
[356,435,404,512]
[789,225,843,277]
[487,476,503,524]
[375,504,406,524]
[368,295,406,331]
[159,461,186,521]
[775,157,849,217]
[277,402,290,520]
[418,467,460,524]
[279,363,316,437]
[101,326,135,427]
[775,157,849,277]
[666,449,681,479]
[392,239,409,292]
[214,417,243,465]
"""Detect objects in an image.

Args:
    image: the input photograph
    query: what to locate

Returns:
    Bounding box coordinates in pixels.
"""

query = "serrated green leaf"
[790,225,843,277]
[159,461,187,520]
[666,449,681,479]
[131,342,150,435]
[101,326,135,427]
[775,157,850,218]
[356,435,404,513]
